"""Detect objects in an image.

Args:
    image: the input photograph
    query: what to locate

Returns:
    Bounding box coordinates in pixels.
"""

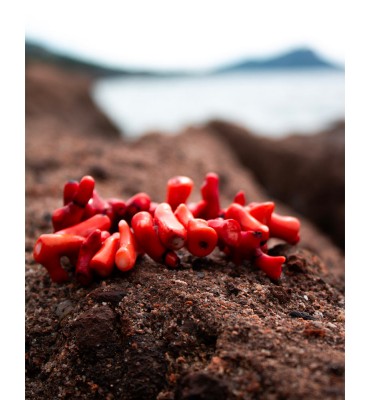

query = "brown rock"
[175,372,231,400]
[207,119,345,249]
[26,62,121,138]
[25,62,345,400]
[66,305,117,351]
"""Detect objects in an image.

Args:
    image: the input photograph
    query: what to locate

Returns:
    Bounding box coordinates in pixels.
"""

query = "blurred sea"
[92,69,344,139]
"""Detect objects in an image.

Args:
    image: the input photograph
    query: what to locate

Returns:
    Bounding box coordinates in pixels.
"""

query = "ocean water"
[92,69,344,139]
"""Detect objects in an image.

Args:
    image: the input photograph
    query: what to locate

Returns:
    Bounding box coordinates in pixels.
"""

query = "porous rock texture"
[25,63,345,400]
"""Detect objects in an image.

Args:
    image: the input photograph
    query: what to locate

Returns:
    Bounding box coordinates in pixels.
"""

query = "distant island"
[25,40,191,78]
[214,48,343,73]
[26,40,343,78]
[25,41,145,78]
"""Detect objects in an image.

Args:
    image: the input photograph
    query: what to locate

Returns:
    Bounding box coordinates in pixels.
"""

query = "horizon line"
[25,36,344,74]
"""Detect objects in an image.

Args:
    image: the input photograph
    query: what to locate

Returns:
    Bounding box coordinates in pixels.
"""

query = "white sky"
[25,0,345,71]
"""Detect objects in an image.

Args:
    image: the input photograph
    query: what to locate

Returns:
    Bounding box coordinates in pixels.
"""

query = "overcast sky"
[25,0,345,71]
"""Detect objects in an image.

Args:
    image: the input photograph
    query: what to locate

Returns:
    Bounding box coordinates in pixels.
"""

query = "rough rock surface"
[25,63,345,399]
[207,119,345,250]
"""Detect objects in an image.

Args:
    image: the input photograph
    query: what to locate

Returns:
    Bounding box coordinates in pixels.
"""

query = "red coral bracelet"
[33,172,301,285]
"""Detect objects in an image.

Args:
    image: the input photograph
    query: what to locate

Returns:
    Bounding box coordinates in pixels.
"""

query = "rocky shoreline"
[25,62,344,399]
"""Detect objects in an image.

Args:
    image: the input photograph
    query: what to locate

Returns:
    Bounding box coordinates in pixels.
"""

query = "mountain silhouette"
[214,48,342,73]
